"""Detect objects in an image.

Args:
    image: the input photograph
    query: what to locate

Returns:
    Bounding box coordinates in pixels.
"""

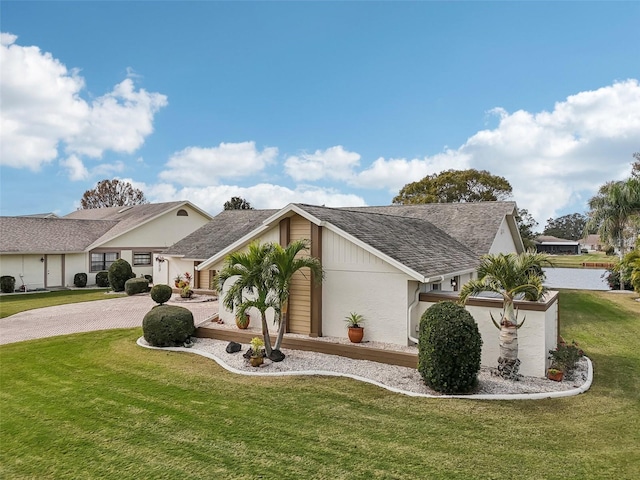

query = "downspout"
[407,275,444,344]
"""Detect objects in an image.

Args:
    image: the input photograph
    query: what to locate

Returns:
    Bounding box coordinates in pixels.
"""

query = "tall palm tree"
[218,242,279,357]
[270,240,324,351]
[459,252,550,378]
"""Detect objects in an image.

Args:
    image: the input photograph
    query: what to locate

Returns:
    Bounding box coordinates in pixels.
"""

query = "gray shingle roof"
[162,209,279,259]
[0,217,117,253]
[297,204,480,278]
[343,202,518,257]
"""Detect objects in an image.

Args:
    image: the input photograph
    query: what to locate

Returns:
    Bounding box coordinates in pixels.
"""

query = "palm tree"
[218,242,279,357]
[270,240,324,351]
[585,179,640,261]
[459,252,550,378]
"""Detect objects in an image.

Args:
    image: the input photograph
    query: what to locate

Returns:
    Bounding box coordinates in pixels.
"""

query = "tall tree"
[223,196,253,210]
[80,179,147,209]
[515,208,538,250]
[270,240,324,351]
[585,179,640,261]
[459,252,550,378]
[543,213,587,241]
[632,152,640,179]
[393,169,512,205]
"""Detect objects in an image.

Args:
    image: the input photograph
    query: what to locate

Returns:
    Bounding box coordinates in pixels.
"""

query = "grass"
[0,289,126,319]
[1,291,639,479]
[548,252,617,268]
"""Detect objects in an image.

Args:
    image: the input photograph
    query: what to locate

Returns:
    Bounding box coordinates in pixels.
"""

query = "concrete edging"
[136,337,593,400]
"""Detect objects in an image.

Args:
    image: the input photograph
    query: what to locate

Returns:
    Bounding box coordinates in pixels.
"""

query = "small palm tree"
[218,242,279,357]
[270,239,324,351]
[459,252,550,377]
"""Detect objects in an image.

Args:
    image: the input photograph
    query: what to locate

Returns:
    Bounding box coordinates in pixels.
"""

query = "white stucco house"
[157,201,559,377]
[0,201,212,290]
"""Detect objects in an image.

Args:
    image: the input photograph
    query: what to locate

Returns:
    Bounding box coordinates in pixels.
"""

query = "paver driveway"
[0,295,218,345]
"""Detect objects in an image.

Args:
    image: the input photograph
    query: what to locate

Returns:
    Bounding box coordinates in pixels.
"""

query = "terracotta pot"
[547,369,564,382]
[348,326,364,343]
[250,356,263,367]
[236,314,250,329]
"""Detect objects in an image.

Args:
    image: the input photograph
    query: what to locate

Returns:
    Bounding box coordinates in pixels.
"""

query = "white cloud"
[284,145,361,181]
[0,34,167,177]
[160,142,278,186]
[60,155,89,181]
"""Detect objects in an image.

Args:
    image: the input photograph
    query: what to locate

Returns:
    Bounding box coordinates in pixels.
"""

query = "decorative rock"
[269,349,285,362]
[225,341,242,354]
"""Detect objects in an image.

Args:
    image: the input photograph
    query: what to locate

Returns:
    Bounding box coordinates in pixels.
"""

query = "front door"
[46,255,63,288]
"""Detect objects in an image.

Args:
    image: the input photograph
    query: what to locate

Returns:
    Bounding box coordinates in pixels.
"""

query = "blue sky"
[1,1,639,229]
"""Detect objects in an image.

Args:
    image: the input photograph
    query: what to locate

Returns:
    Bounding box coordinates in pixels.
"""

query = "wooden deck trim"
[419,290,559,312]
[195,325,418,368]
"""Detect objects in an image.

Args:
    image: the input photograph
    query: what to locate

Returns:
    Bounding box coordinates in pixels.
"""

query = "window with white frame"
[91,252,119,272]
[133,252,152,266]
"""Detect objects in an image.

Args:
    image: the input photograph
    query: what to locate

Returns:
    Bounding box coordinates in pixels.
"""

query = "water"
[543,267,609,291]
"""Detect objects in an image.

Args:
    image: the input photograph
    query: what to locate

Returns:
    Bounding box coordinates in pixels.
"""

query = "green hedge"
[150,284,173,305]
[95,271,109,287]
[142,305,195,347]
[124,277,150,295]
[107,259,136,292]
[1,276,15,293]
[73,273,87,288]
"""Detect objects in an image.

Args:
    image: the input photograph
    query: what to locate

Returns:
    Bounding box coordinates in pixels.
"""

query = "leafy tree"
[515,208,538,250]
[632,152,640,179]
[459,252,550,378]
[543,213,587,241]
[585,179,640,263]
[218,242,279,358]
[80,179,147,209]
[393,169,512,205]
[270,240,324,351]
[223,196,253,210]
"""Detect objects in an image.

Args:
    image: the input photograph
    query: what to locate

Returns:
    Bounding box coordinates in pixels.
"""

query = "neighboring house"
[579,234,606,252]
[534,235,580,255]
[0,201,212,290]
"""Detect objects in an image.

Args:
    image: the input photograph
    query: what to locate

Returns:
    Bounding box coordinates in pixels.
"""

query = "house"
[0,201,212,290]
[156,201,560,377]
[534,235,580,255]
[579,234,606,252]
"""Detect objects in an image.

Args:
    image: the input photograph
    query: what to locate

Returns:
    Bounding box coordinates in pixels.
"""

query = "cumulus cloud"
[0,33,167,178]
[284,145,361,181]
[160,142,278,186]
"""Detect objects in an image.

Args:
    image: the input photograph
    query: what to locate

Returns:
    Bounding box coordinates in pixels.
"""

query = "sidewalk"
[0,295,218,345]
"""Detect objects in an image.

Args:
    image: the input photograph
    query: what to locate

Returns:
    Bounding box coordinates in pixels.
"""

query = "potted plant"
[174,274,183,288]
[249,337,265,367]
[547,367,564,382]
[235,312,251,329]
[180,284,193,299]
[345,312,365,343]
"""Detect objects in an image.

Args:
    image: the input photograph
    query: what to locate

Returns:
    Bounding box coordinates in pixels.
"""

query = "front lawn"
[548,252,616,268]
[0,290,638,479]
[0,289,126,319]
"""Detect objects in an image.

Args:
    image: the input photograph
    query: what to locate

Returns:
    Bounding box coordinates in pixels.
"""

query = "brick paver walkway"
[0,295,218,345]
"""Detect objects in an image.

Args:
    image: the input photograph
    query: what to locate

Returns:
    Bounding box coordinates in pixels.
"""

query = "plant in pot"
[235,311,251,329]
[174,274,183,288]
[345,312,365,343]
[548,340,584,381]
[249,336,265,367]
[547,367,564,382]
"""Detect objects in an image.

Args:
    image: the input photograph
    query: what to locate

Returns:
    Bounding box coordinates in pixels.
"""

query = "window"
[176,209,188,216]
[431,283,440,291]
[91,252,118,272]
[133,252,152,266]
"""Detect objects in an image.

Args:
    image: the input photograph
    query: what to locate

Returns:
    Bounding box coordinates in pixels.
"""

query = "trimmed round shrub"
[150,284,173,305]
[95,271,109,287]
[144,274,153,284]
[73,273,87,288]
[418,301,482,394]
[107,259,136,292]
[125,277,150,295]
[142,305,195,347]
[1,275,15,293]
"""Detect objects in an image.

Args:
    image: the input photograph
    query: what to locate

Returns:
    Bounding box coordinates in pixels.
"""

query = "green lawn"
[548,252,616,268]
[1,290,639,479]
[0,289,126,319]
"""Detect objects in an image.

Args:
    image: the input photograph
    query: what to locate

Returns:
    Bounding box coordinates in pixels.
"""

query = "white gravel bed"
[140,336,590,398]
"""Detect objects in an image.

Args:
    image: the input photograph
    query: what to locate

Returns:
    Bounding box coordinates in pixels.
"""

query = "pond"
[543,267,610,291]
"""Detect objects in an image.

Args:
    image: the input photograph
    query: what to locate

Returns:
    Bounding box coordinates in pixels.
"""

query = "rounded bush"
[144,274,153,284]
[95,271,109,287]
[142,305,195,347]
[125,277,150,295]
[73,273,87,288]
[107,259,136,292]
[150,284,173,305]
[418,301,482,394]
[1,275,15,293]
